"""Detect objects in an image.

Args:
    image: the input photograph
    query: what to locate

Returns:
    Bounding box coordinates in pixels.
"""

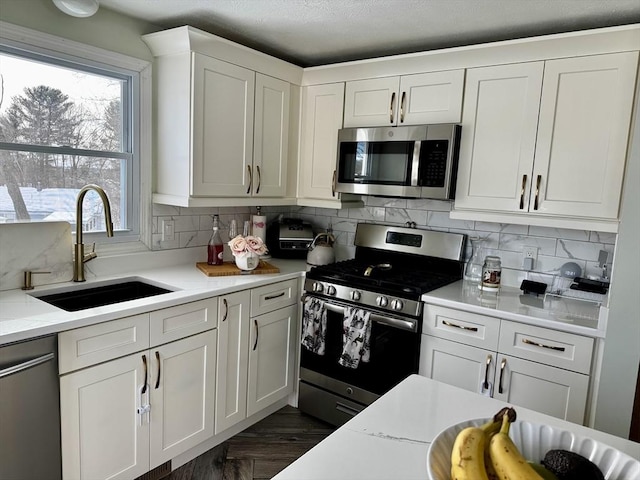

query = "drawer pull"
[483,354,492,390]
[522,338,565,352]
[442,320,478,332]
[154,351,161,389]
[498,358,507,394]
[265,291,286,301]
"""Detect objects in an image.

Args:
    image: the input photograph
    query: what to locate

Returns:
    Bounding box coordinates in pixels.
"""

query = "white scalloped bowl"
[427,418,640,480]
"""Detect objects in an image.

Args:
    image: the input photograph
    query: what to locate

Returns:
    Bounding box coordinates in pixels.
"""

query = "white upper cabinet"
[455,62,544,212]
[531,53,638,219]
[298,82,363,208]
[343,70,465,127]
[454,52,638,230]
[143,26,300,207]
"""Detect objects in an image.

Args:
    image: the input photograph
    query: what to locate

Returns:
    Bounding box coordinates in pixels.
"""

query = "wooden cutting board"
[196,261,280,276]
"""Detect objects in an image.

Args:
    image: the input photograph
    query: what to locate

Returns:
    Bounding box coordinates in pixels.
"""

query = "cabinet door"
[493,354,589,424]
[150,330,217,467]
[253,73,290,197]
[455,62,543,212]
[192,53,255,197]
[344,77,399,127]
[60,354,149,480]
[399,70,465,125]
[299,83,345,200]
[419,335,496,395]
[215,291,251,434]
[247,304,297,417]
[531,52,638,219]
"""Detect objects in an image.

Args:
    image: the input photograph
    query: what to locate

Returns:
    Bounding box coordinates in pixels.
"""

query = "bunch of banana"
[450,407,516,480]
[488,412,544,480]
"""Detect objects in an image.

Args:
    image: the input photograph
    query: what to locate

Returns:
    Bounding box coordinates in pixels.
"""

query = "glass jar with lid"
[481,256,502,291]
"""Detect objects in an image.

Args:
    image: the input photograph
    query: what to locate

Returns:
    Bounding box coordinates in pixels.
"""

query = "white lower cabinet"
[419,305,593,424]
[215,280,298,434]
[59,298,218,480]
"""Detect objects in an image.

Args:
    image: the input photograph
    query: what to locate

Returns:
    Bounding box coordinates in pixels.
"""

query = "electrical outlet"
[522,246,538,270]
[162,220,175,242]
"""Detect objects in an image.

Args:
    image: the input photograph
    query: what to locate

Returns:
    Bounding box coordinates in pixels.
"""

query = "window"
[0,23,150,245]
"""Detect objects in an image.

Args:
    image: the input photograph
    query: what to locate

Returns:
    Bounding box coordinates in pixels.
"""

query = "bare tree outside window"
[0,52,131,232]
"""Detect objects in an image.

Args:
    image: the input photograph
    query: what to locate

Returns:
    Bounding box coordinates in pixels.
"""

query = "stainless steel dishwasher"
[0,335,62,480]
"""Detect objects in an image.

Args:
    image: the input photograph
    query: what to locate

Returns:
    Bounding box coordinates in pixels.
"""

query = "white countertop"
[274,375,639,480]
[0,259,307,345]
[422,280,606,338]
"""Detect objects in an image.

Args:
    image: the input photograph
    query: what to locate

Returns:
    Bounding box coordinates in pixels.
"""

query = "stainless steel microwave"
[335,124,461,199]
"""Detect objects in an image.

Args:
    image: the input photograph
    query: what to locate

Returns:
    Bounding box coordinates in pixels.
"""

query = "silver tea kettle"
[307,232,335,267]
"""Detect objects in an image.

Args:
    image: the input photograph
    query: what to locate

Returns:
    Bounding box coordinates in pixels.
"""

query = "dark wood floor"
[168,406,334,480]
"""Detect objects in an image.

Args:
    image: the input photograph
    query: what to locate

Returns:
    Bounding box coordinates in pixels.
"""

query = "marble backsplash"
[151,197,616,290]
[0,221,74,291]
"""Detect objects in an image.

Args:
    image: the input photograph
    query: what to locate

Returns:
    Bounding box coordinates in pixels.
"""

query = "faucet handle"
[22,270,51,290]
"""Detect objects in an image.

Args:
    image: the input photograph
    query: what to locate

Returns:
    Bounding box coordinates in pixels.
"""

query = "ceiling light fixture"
[52,0,99,18]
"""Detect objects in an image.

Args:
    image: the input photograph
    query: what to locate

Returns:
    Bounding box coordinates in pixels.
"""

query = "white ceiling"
[98,0,640,67]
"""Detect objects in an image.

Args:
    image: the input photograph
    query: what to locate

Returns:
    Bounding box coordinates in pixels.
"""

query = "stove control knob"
[390,299,404,311]
[376,296,389,307]
[326,285,337,296]
[350,290,361,301]
[312,282,324,293]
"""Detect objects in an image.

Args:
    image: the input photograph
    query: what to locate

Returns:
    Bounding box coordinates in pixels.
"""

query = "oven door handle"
[304,295,418,332]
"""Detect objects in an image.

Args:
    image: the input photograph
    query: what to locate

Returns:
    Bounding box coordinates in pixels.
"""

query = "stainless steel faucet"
[74,185,114,282]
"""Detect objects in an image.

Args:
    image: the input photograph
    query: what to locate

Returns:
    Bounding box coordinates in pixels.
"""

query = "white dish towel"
[338,307,372,369]
[301,296,327,355]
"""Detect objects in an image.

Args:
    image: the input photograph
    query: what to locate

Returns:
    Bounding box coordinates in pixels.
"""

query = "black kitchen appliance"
[299,223,465,426]
[266,217,314,259]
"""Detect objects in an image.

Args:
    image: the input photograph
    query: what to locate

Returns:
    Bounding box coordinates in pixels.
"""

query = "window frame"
[0,21,152,251]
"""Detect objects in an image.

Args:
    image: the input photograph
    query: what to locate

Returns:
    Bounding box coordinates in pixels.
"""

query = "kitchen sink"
[34,280,175,312]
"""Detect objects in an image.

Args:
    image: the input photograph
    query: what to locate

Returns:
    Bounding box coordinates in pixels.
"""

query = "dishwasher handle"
[0,352,55,379]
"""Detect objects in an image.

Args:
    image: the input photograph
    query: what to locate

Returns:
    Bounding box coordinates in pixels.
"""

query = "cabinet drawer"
[150,298,217,346]
[423,305,500,351]
[250,279,298,316]
[498,322,593,374]
[59,314,150,374]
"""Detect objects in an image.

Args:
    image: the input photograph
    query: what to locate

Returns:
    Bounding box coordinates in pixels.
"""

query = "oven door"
[300,295,421,400]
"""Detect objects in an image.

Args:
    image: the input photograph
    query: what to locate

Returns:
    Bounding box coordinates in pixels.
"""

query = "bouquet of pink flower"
[228,235,268,258]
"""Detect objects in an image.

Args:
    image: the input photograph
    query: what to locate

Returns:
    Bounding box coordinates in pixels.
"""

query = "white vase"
[235,252,259,271]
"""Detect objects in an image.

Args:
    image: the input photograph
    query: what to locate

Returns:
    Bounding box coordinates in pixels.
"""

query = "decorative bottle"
[207,215,224,265]
[464,238,484,283]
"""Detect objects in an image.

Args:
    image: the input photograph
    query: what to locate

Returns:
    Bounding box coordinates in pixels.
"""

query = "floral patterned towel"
[301,296,327,355]
[338,307,372,369]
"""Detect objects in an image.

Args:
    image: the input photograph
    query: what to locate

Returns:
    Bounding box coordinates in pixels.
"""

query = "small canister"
[481,256,502,291]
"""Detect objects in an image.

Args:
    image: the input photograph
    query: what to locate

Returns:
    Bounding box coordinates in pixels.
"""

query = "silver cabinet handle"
[498,358,507,394]
[533,175,542,210]
[253,319,259,351]
[442,320,478,332]
[389,91,396,124]
[256,165,261,194]
[0,352,54,378]
[246,165,253,195]
[265,291,285,301]
[222,298,228,322]
[522,338,565,352]
[154,351,161,389]
[399,91,406,123]
[331,170,337,197]
[141,354,148,394]
[483,354,492,390]
[520,174,527,210]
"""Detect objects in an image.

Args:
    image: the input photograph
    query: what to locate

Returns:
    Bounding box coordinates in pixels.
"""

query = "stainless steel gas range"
[299,223,466,426]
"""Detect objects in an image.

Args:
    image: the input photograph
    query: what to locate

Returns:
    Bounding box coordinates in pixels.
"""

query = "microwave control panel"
[419,140,448,187]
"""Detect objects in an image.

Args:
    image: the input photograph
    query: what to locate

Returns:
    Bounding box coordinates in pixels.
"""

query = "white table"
[274,375,639,479]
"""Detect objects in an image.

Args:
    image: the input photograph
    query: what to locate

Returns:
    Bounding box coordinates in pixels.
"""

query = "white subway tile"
[475,222,528,234]
[406,199,452,211]
[499,234,557,255]
[556,240,613,262]
[528,226,589,241]
[589,231,617,244]
[366,196,407,208]
[426,211,473,229]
